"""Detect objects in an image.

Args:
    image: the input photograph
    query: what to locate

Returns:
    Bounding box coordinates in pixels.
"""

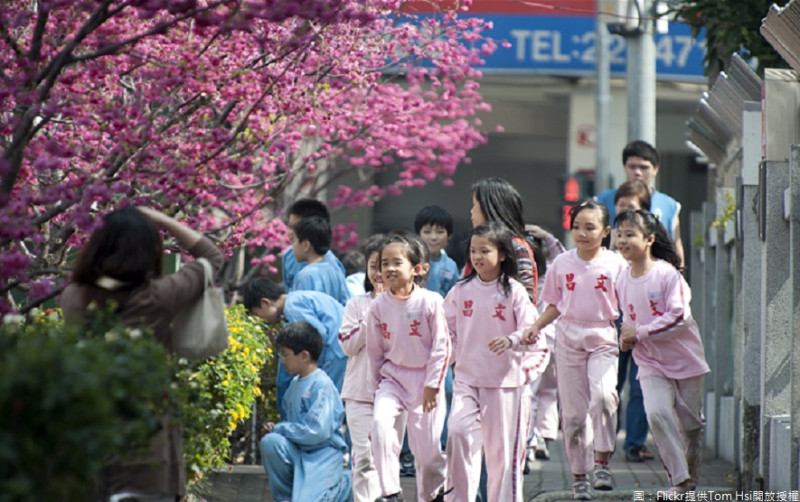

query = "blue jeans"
[618,351,649,451]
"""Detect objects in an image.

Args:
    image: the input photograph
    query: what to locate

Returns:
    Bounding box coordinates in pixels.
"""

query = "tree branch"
[29,3,50,63]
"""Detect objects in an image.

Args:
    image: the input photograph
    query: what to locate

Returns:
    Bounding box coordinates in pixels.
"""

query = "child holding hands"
[521,201,627,500]
[444,222,548,501]
[614,210,710,494]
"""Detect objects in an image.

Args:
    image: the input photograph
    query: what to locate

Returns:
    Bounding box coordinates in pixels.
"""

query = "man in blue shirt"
[595,139,684,266]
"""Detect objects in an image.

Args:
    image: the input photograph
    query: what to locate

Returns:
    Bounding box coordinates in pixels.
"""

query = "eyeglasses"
[278,351,295,362]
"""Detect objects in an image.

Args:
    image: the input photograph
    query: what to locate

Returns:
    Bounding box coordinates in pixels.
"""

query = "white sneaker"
[592,465,614,491]
[534,435,550,460]
[572,479,592,500]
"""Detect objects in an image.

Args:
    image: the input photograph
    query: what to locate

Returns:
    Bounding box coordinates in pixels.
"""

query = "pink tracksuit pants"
[371,368,447,502]
[554,318,619,475]
[640,374,704,487]
[445,382,527,502]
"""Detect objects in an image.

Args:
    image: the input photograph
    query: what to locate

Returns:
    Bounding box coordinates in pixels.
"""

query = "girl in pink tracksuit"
[366,233,450,502]
[614,210,710,494]
[521,201,627,500]
[525,225,566,467]
[443,222,549,502]
[338,234,387,502]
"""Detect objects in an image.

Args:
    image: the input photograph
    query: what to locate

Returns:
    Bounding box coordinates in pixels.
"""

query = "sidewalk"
[189,431,737,502]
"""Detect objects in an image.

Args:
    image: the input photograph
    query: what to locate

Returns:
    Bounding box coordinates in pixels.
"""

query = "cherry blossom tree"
[0,0,495,316]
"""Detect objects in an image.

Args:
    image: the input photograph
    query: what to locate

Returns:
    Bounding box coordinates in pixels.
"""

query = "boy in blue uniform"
[414,205,459,298]
[291,215,351,306]
[281,199,345,291]
[260,321,351,502]
[243,278,347,419]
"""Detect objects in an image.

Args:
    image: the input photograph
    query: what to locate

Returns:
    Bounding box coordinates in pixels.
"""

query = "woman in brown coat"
[60,206,223,502]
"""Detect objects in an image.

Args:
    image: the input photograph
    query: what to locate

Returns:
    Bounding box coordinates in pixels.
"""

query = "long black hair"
[569,200,612,249]
[472,177,526,239]
[614,210,682,270]
[460,222,519,296]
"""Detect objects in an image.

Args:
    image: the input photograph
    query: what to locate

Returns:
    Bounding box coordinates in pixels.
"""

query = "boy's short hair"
[622,140,660,169]
[242,277,284,311]
[276,321,323,361]
[341,249,365,276]
[413,205,453,236]
[288,198,330,223]
[292,216,331,256]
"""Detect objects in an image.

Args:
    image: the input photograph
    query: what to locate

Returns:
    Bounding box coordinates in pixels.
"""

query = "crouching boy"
[260,321,351,502]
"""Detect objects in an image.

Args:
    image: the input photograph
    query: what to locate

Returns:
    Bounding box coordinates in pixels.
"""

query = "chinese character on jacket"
[462,300,474,317]
[649,300,663,317]
[491,303,507,321]
[594,274,609,292]
[409,320,422,337]
[565,273,576,292]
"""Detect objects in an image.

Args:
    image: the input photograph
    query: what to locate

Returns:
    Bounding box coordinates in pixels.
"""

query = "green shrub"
[176,304,278,480]
[0,304,281,499]
[0,308,171,502]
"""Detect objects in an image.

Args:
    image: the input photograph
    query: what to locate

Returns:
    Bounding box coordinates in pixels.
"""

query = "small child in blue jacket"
[260,321,351,502]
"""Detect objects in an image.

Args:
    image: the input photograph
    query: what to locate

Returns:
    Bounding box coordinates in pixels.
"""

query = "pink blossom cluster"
[0,0,495,315]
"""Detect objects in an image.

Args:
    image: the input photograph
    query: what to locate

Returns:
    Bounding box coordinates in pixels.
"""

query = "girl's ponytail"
[650,219,682,270]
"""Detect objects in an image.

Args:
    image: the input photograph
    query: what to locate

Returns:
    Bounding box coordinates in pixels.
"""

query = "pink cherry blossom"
[0,0,495,315]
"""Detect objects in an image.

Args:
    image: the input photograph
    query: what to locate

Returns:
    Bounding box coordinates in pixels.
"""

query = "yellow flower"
[254,387,262,397]
[229,421,237,430]
[237,403,245,415]
[230,410,238,420]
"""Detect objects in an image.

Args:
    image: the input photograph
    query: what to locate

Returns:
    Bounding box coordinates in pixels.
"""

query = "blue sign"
[468,15,706,81]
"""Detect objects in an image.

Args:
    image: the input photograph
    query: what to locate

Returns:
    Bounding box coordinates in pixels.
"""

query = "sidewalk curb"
[529,487,737,502]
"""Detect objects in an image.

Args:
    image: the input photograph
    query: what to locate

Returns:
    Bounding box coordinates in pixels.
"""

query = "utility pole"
[626,0,656,144]
[595,4,612,194]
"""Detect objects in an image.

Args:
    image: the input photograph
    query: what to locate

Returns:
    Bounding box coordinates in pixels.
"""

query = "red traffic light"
[564,176,579,202]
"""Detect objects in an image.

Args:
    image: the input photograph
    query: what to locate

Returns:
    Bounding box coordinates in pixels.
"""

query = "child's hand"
[260,422,275,437]
[525,224,552,240]
[619,324,637,351]
[521,325,540,345]
[488,336,512,354]
[422,386,439,413]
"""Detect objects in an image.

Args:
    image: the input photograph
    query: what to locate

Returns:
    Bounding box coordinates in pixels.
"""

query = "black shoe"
[625,448,645,462]
[375,493,404,502]
[399,452,416,477]
[429,487,453,502]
